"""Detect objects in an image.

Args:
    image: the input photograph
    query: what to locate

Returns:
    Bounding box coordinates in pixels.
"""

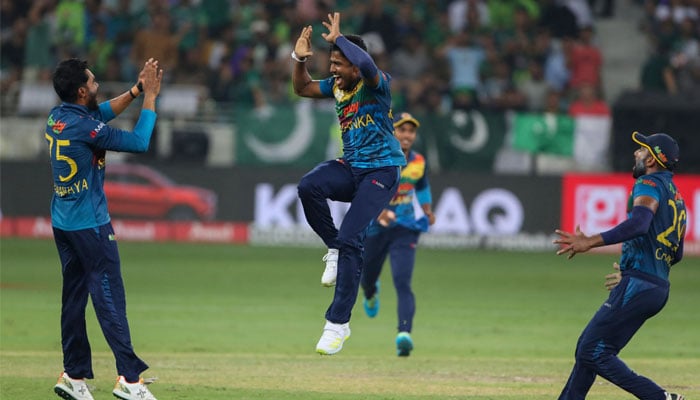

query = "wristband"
[129,87,138,98]
[291,51,307,63]
[137,81,143,92]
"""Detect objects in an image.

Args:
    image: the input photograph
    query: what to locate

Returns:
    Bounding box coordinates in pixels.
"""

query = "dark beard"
[86,92,98,110]
[632,158,646,178]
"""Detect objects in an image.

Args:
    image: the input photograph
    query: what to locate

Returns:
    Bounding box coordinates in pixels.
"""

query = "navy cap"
[632,131,680,170]
[393,112,420,128]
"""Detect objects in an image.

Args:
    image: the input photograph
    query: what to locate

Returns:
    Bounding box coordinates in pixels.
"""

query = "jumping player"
[292,12,406,355]
[554,132,686,400]
[360,112,435,357]
[47,58,162,400]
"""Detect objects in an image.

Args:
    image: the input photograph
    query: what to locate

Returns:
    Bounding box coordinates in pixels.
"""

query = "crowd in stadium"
[1,0,699,117]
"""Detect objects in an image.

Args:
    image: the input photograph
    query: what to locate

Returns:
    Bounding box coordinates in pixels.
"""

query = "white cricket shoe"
[316,320,351,355]
[321,249,339,287]
[665,393,685,400]
[54,372,94,400]
[113,376,158,400]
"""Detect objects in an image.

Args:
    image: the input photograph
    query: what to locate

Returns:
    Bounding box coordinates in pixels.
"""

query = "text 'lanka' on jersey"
[320,71,405,169]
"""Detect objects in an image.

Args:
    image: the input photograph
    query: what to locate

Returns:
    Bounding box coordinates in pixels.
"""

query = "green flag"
[234,100,336,167]
[512,112,574,156]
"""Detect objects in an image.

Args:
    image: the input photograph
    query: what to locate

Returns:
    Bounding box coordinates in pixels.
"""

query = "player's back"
[45,103,110,230]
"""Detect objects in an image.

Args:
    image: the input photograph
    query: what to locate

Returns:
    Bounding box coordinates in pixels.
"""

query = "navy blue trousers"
[361,226,419,333]
[298,160,400,324]
[559,270,670,400]
[53,223,147,382]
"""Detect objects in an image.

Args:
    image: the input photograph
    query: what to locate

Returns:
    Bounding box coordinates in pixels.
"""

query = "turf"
[1,238,698,399]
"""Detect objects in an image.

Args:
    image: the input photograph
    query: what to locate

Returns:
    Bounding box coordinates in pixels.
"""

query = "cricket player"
[292,12,406,355]
[360,112,435,357]
[47,58,162,400]
[554,132,686,400]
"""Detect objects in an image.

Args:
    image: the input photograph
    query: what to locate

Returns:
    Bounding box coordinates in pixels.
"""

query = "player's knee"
[297,178,316,199]
[574,345,597,366]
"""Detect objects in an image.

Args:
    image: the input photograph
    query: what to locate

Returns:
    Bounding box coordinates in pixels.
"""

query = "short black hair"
[53,58,89,103]
[331,34,368,55]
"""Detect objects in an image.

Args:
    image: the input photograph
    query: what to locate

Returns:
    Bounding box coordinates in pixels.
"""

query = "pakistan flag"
[234,100,337,167]
[512,112,575,156]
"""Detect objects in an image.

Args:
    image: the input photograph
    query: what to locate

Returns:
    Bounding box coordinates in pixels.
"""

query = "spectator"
[518,57,551,111]
[478,56,527,110]
[23,0,55,83]
[105,0,139,81]
[358,0,399,54]
[448,0,489,34]
[55,0,86,52]
[670,18,700,92]
[641,39,678,93]
[568,25,603,90]
[436,29,486,97]
[390,31,431,109]
[0,16,27,90]
[131,11,182,82]
[568,82,610,116]
[544,36,573,92]
[170,0,208,63]
[539,0,580,39]
[200,0,232,37]
[568,83,611,170]
[655,0,699,25]
[86,20,114,82]
[562,0,594,29]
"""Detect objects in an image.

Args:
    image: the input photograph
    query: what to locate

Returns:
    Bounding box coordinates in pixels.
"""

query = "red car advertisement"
[561,173,699,255]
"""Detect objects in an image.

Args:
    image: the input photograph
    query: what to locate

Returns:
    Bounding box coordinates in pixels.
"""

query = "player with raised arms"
[292,12,406,355]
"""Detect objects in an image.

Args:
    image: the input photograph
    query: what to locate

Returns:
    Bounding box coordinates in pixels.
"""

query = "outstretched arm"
[292,25,324,98]
[554,195,657,259]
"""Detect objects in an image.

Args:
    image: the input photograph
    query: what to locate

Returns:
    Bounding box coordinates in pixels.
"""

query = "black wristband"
[129,88,137,98]
[137,81,143,92]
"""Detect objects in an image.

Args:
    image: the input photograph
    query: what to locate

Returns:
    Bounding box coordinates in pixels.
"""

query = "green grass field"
[1,238,698,399]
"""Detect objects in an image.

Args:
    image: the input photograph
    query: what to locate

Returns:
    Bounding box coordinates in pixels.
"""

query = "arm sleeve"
[91,110,157,153]
[95,101,116,123]
[416,185,432,206]
[335,36,378,80]
[600,205,654,245]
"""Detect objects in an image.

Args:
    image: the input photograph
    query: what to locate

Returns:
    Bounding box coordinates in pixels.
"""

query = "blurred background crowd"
[2,0,699,116]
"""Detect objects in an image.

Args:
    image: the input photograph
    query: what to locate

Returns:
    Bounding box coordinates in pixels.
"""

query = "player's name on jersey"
[54,179,89,197]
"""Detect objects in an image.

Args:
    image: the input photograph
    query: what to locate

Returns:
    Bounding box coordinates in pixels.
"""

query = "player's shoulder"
[408,150,426,163]
[634,174,663,189]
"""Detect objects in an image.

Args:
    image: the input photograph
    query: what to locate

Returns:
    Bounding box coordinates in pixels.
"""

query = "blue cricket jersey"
[45,101,156,230]
[319,72,405,168]
[368,150,432,235]
[618,171,686,281]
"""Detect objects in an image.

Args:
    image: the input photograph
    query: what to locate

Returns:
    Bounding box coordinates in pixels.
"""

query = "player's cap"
[393,112,420,128]
[632,131,680,170]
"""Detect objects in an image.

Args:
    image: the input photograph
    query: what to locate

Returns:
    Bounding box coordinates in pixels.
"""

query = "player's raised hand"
[294,25,313,59]
[321,12,342,44]
[141,58,163,97]
[605,262,622,291]
[554,225,595,259]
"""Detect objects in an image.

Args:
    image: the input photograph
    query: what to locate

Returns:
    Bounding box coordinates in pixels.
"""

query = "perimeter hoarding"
[561,173,699,255]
